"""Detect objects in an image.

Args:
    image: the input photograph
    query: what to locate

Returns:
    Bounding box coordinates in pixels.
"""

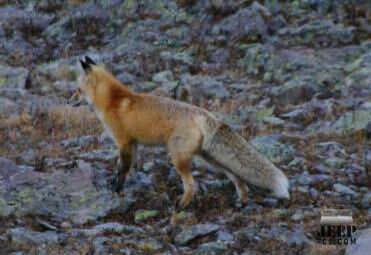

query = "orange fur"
[73,64,289,209]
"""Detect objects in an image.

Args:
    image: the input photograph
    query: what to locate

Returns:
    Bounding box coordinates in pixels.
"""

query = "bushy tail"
[202,124,289,198]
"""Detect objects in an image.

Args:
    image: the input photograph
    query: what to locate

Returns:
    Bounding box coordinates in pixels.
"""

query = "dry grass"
[0,105,102,163]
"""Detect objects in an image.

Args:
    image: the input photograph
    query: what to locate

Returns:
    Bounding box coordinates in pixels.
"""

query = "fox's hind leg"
[223,171,249,205]
[199,153,249,206]
[167,129,201,209]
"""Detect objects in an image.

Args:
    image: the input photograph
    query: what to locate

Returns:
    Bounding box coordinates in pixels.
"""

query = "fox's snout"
[68,89,83,107]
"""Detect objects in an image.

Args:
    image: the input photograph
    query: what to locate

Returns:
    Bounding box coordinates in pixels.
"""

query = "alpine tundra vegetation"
[0,0,370,254]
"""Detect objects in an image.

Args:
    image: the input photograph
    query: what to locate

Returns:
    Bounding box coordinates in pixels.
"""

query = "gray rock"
[206,0,239,15]
[0,97,17,115]
[0,65,29,89]
[309,188,319,199]
[297,173,333,185]
[277,20,355,47]
[291,210,304,221]
[330,110,371,135]
[242,201,263,214]
[73,222,144,237]
[134,210,159,222]
[270,78,317,106]
[10,227,66,245]
[123,238,164,253]
[0,157,20,182]
[77,149,117,162]
[238,44,348,99]
[262,198,278,207]
[92,236,110,254]
[345,228,371,255]
[324,157,345,168]
[61,135,98,149]
[234,228,260,243]
[142,162,154,172]
[0,158,120,224]
[0,6,53,33]
[333,183,357,196]
[361,193,371,208]
[344,52,371,96]
[262,116,285,126]
[280,108,309,122]
[44,3,109,43]
[124,171,153,194]
[315,142,347,159]
[181,74,230,103]
[217,231,234,242]
[250,135,295,164]
[152,70,174,84]
[212,7,268,43]
[194,241,228,255]
[280,228,310,247]
[210,48,230,64]
[175,223,220,245]
[117,71,136,85]
[160,51,194,66]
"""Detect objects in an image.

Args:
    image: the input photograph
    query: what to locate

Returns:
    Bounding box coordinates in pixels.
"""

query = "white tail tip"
[273,170,290,199]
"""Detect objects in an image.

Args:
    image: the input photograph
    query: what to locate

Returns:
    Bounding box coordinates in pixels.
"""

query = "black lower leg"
[111,148,132,193]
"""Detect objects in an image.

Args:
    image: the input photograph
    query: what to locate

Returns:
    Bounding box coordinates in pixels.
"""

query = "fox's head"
[68,56,98,107]
[69,56,132,109]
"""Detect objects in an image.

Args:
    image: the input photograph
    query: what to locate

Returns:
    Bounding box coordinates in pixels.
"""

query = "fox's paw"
[235,196,248,208]
[110,172,125,193]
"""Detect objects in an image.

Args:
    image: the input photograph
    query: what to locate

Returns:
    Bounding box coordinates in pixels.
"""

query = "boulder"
[175,223,220,245]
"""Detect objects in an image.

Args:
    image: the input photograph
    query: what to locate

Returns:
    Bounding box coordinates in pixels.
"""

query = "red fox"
[70,57,289,209]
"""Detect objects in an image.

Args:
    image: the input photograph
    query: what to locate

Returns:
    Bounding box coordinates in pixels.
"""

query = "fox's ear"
[79,59,92,74]
[85,56,96,66]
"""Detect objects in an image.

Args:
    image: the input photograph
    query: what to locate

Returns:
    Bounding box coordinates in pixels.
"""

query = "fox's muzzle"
[68,89,83,107]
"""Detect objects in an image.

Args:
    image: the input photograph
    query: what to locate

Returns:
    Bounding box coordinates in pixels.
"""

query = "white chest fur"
[95,109,115,140]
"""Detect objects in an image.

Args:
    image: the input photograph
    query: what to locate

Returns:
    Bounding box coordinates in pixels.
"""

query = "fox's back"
[117,94,215,145]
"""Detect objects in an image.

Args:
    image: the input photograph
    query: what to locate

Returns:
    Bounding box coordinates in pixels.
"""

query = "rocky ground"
[0,0,370,254]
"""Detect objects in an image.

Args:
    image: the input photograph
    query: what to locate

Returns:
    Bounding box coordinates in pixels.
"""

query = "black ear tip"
[79,58,92,74]
[85,56,96,65]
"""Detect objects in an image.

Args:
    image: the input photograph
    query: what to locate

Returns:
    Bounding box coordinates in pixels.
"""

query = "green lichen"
[256,107,274,123]
[135,241,161,253]
[18,187,35,205]
[122,0,137,10]
[0,76,6,86]
[135,210,159,222]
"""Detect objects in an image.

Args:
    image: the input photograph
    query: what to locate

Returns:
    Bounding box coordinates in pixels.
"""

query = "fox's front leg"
[111,143,136,193]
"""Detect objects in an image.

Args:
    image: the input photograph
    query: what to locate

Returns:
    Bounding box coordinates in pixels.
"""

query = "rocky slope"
[0,0,370,254]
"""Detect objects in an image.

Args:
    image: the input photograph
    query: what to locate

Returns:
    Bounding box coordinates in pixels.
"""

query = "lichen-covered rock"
[180,74,230,103]
[0,158,120,224]
[238,44,346,104]
[10,227,66,246]
[0,6,54,34]
[344,53,371,97]
[134,210,159,222]
[212,7,268,43]
[270,78,317,106]
[277,20,355,47]
[0,65,29,89]
[330,110,371,135]
[175,223,220,245]
[361,192,371,209]
[345,228,371,255]
[333,183,357,196]
[250,135,295,164]
[43,3,109,43]
[193,241,228,255]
